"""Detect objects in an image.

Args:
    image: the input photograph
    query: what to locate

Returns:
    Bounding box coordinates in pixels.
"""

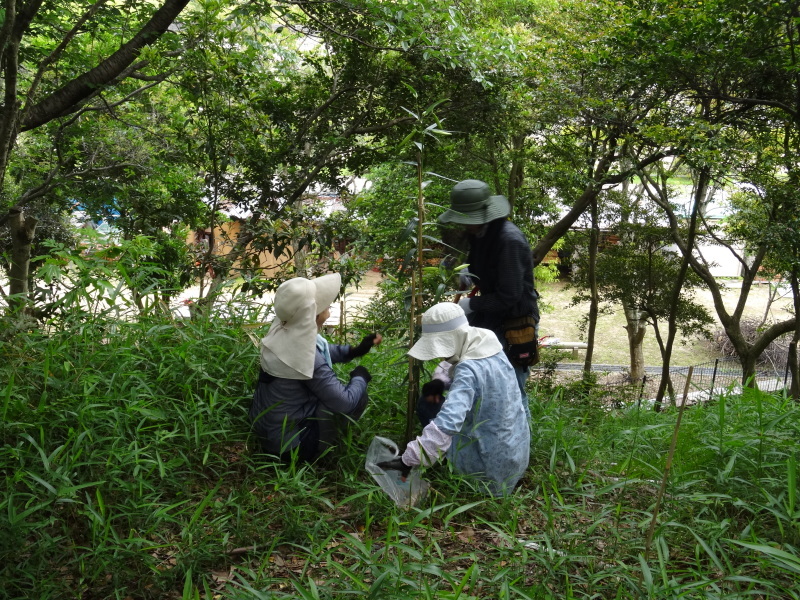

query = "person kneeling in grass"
[380,302,530,496]
[250,273,382,463]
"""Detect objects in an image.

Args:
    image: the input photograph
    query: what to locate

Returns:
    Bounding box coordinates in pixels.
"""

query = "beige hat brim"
[438,195,510,225]
[408,331,459,361]
[313,273,341,313]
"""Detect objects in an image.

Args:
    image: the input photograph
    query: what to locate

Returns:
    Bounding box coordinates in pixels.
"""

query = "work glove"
[349,365,372,383]
[377,457,412,477]
[348,333,382,359]
[458,297,474,315]
[421,379,445,401]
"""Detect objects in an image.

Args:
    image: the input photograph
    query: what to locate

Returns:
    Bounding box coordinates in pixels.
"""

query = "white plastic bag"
[365,436,429,508]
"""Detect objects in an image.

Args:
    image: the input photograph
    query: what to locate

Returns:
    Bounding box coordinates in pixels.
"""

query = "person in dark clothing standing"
[438,179,539,395]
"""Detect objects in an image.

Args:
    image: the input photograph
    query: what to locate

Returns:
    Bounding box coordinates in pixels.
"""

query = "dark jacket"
[249,343,367,457]
[463,218,539,342]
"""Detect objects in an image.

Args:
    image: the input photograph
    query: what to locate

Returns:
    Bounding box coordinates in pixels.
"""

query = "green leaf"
[400,105,419,120]
[443,500,484,527]
[399,218,419,243]
[728,540,800,574]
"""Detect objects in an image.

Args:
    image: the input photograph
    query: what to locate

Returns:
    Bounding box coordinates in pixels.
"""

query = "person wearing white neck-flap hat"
[249,273,382,462]
[379,302,530,496]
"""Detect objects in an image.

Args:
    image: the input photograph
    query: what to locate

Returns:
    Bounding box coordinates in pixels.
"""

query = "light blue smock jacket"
[432,351,531,495]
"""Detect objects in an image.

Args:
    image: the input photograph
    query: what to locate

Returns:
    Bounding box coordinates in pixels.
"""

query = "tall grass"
[1,311,799,599]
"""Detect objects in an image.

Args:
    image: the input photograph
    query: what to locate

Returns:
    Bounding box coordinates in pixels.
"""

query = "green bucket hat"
[438,179,510,225]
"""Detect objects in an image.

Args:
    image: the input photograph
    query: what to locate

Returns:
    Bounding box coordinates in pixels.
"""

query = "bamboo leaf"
[399,105,419,119]
[399,218,419,243]
[443,500,485,527]
[425,171,454,181]
[788,454,796,515]
[728,540,800,574]
[638,554,653,589]
[665,522,724,573]
[453,562,476,597]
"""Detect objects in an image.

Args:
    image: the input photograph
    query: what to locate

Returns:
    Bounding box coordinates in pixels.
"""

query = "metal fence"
[532,356,796,408]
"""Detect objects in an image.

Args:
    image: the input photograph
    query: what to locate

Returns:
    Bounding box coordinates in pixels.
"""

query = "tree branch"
[750,317,797,357]
[694,94,798,120]
[82,80,163,114]
[695,210,750,273]
[531,146,675,265]
[21,0,190,131]
[22,0,111,115]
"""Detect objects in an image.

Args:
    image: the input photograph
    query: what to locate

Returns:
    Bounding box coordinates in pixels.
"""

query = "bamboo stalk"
[641,365,694,576]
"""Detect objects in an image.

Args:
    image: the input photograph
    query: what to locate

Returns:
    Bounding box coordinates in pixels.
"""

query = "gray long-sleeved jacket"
[249,343,367,456]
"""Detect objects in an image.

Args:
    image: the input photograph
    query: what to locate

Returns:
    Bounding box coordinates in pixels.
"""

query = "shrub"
[708,317,791,370]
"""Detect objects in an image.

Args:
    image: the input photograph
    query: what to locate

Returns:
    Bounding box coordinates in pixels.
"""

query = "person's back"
[249,274,379,462]
[464,218,539,340]
[380,302,531,496]
[250,344,368,458]
[438,179,540,394]
[438,351,530,495]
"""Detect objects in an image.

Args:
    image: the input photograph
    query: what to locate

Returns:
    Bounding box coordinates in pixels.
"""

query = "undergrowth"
[1,312,799,599]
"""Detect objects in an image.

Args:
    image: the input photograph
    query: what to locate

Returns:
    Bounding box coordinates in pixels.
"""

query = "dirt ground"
[537,279,794,367]
[172,270,791,369]
[343,274,794,369]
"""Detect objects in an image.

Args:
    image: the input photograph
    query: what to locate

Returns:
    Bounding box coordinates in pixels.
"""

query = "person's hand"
[377,457,412,477]
[348,333,382,359]
[349,365,372,383]
[458,297,473,315]
[421,379,445,403]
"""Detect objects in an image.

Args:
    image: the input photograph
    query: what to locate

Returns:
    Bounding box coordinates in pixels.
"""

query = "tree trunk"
[507,133,526,213]
[720,305,764,386]
[7,208,38,313]
[639,117,796,392]
[292,240,308,279]
[789,341,799,401]
[405,150,425,443]
[738,349,759,387]
[622,303,648,381]
[648,315,677,402]
[788,272,799,400]
[583,204,599,377]
[654,168,707,408]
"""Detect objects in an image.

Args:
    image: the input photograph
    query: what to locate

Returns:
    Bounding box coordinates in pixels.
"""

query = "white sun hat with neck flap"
[408,302,502,363]
[260,273,341,380]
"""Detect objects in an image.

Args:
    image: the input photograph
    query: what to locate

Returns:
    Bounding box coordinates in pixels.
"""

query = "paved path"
[544,363,695,373]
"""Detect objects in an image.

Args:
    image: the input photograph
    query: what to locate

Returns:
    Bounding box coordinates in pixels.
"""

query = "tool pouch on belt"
[503,315,539,367]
